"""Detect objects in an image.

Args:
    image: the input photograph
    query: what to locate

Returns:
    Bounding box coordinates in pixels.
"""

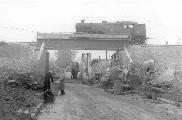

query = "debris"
[24,109,30,115]
[104,89,114,94]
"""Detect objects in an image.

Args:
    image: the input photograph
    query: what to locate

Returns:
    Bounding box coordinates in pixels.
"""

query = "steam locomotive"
[75,20,147,45]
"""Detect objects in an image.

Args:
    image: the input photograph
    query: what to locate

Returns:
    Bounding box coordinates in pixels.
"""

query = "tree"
[55,50,77,68]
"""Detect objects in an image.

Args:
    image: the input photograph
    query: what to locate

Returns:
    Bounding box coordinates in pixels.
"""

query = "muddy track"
[37,83,182,120]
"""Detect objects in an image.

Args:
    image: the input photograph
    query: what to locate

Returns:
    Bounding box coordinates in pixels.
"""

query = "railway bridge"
[36,32,129,81]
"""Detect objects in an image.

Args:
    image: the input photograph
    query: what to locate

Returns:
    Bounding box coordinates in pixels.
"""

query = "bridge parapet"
[37,32,129,40]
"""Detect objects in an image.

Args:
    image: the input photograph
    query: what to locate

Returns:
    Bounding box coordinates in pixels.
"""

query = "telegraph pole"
[106,50,108,60]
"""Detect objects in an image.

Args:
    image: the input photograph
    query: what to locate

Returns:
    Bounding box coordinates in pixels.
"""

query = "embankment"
[127,45,182,84]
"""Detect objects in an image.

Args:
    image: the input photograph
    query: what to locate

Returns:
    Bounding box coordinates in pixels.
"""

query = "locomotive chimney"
[102,21,107,23]
[81,20,85,23]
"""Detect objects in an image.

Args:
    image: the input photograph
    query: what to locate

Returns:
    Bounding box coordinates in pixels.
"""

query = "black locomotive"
[75,20,147,45]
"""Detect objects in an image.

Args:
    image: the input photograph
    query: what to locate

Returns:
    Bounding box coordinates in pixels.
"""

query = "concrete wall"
[33,43,49,81]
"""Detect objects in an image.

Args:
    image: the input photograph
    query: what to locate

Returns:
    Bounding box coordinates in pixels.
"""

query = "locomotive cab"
[133,24,146,44]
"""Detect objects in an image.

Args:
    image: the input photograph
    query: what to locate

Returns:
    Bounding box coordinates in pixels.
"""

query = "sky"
[0,0,182,45]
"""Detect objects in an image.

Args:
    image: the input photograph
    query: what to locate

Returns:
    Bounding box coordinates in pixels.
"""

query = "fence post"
[0,79,8,91]
[45,49,49,74]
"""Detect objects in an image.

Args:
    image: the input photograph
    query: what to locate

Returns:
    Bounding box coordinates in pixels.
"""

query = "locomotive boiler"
[75,20,147,45]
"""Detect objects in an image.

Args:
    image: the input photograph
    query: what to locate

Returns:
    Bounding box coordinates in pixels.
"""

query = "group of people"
[43,71,65,103]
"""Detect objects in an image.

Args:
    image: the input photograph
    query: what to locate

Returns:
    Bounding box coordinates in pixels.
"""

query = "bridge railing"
[37,32,129,40]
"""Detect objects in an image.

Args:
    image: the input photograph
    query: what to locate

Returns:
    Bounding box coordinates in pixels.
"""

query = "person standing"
[43,71,54,103]
[57,72,65,95]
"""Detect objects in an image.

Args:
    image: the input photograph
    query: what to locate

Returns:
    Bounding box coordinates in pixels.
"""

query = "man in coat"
[43,71,54,103]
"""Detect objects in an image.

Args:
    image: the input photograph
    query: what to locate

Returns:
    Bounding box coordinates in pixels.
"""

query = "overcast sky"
[0,0,182,45]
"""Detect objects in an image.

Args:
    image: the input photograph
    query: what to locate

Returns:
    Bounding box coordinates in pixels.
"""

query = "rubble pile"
[81,45,182,102]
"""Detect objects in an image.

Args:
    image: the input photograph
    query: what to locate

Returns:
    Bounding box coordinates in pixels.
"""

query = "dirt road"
[38,83,182,120]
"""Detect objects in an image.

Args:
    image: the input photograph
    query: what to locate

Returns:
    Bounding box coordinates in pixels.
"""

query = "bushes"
[125,45,182,101]
[128,45,182,83]
[0,86,42,120]
[0,43,41,119]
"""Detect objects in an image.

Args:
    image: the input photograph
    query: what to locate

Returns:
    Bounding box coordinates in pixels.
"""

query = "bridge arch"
[36,32,129,81]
